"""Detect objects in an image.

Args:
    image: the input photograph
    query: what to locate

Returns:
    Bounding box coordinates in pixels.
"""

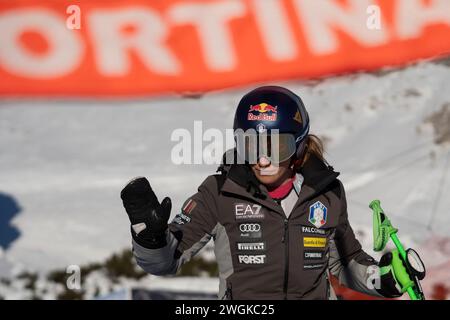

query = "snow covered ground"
[0,61,449,298]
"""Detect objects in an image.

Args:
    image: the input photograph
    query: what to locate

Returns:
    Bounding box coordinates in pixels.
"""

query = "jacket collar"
[218,153,339,214]
[298,154,340,201]
[220,164,284,215]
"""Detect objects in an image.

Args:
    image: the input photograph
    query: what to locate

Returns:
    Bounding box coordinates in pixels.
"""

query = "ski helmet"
[233,86,310,163]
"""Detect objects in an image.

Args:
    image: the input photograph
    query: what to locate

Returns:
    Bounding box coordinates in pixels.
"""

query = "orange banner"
[1,0,450,97]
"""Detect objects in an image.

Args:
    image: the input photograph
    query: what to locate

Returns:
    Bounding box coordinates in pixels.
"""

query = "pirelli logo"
[237,242,265,251]
[303,237,327,248]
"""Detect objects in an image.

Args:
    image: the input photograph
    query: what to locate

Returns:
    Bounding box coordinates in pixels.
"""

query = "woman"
[120,86,413,299]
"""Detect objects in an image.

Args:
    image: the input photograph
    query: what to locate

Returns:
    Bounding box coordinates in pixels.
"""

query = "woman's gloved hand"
[120,177,172,249]
[376,249,416,298]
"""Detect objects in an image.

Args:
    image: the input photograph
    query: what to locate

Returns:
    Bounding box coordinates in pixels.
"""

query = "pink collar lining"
[268,176,295,200]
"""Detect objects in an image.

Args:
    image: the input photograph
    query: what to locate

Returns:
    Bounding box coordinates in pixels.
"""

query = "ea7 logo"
[235,203,264,220]
[238,255,266,264]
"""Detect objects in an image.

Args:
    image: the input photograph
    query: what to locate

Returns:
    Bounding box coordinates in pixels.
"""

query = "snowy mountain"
[0,60,449,299]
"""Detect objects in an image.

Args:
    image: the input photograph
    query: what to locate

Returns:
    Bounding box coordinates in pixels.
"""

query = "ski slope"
[0,61,449,297]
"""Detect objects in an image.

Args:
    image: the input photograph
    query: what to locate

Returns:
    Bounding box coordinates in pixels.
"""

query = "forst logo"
[238,254,266,264]
[248,103,277,121]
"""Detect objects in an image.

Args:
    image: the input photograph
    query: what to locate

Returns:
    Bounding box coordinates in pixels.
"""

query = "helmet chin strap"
[290,139,308,170]
[296,139,308,159]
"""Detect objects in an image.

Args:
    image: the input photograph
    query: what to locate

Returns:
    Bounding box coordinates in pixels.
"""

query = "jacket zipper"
[282,218,289,299]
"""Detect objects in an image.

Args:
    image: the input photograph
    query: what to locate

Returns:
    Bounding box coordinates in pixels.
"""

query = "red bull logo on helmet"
[248,103,277,121]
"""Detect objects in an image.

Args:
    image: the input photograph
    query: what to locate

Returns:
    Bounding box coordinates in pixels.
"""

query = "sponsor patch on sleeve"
[182,199,197,214]
[303,237,327,248]
[172,212,191,225]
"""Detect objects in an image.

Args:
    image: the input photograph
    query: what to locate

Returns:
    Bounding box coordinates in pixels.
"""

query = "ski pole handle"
[370,200,422,300]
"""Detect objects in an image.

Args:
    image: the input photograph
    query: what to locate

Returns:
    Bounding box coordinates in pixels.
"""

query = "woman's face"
[251,156,293,188]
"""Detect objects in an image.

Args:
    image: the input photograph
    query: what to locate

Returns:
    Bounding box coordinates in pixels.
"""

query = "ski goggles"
[235,131,299,164]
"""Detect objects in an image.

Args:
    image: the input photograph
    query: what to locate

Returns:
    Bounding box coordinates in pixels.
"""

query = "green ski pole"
[369,200,425,300]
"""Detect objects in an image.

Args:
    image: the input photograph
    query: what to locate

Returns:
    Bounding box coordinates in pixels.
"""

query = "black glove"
[120,177,171,249]
[376,250,405,298]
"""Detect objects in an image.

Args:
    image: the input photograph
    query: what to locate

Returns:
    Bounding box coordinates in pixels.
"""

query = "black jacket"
[132,154,382,299]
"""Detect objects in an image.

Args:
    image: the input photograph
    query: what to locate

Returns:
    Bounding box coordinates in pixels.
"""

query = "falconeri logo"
[308,201,327,228]
[302,226,326,235]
